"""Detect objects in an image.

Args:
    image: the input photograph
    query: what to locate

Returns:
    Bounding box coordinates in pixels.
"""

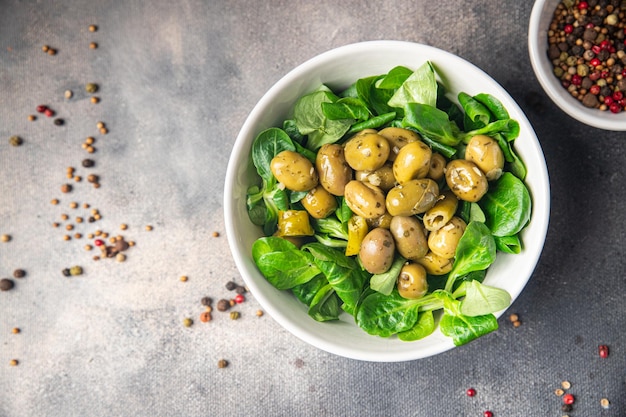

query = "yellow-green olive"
[275,210,315,237]
[445,159,488,202]
[270,150,318,192]
[354,128,378,136]
[316,143,353,196]
[355,163,396,192]
[423,190,459,232]
[344,180,386,219]
[385,179,439,217]
[343,132,390,171]
[389,215,428,261]
[397,263,428,299]
[300,185,337,219]
[359,228,395,274]
[366,212,393,229]
[427,216,467,259]
[378,127,420,161]
[392,140,432,184]
[428,152,446,181]
[416,251,454,275]
[465,135,505,181]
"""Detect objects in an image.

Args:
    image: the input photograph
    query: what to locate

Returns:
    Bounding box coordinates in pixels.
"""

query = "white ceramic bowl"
[529,0,626,131]
[224,41,550,362]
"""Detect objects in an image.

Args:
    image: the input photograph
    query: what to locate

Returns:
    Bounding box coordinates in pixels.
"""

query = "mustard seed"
[601,398,610,409]
[89,42,98,49]
[212,231,220,237]
[74,233,82,239]
[217,359,228,368]
[84,245,93,251]
[99,127,108,135]
[64,90,73,99]
[85,137,95,145]
[183,318,193,327]
[512,320,521,328]
[42,45,49,52]
[76,217,83,223]
[9,359,18,367]
[96,121,104,129]
[145,225,153,231]
[179,275,188,282]
[60,214,69,220]
[115,253,126,262]
[11,327,20,334]
[28,115,36,121]
[1,234,11,242]
[50,199,59,205]
[83,203,90,208]
[62,235,71,241]
[47,48,56,56]
[69,202,78,209]
[86,146,95,153]
[88,24,97,32]
[74,176,82,182]
[61,184,72,193]
[91,96,100,103]
[87,174,99,183]
[52,222,60,228]
[65,224,74,231]
[509,313,519,322]
[120,223,128,230]
[256,310,264,317]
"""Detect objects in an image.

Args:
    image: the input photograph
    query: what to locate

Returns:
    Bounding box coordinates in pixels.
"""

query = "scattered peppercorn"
[89,42,98,49]
[1,234,11,242]
[201,296,213,306]
[217,359,228,368]
[212,231,220,237]
[598,344,609,358]
[235,285,247,294]
[44,108,54,117]
[256,310,264,317]
[554,388,564,397]
[561,380,571,390]
[61,184,72,193]
[13,269,25,278]
[89,24,98,32]
[53,118,64,126]
[229,311,240,320]
[69,266,83,276]
[483,411,493,417]
[563,393,575,405]
[216,299,230,312]
[9,136,23,146]
[85,83,98,93]
[11,327,20,334]
[82,158,95,168]
[226,281,237,291]
[9,359,18,366]
[234,294,245,304]
[115,253,126,262]
[466,388,476,397]
[87,174,99,183]
[179,275,188,282]
[183,318,193,327]
[0,278,15,291]
[562,403,573,412]
[36,105,47,113]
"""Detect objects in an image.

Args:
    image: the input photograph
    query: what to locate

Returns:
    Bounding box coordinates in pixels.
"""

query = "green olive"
[378,127,420,161]
[445,159,488,202]
[270,150,318,192]
[344,132,390,171]
[316,143,353,196]
[428,152,446,181]
[275,210,315,237]
[397,263,428,299]
[427,216,467,259]
[392,140,432,184]
[423,190,459,232]
[366,212,393,229]
[389,215,428,261]
[300,185,338,219]
[416,251,454,275]
[385,178,439,216]
[355,163,396,192]
[359,228,395,274]
[343,180,386,219]
[465,135,505,181]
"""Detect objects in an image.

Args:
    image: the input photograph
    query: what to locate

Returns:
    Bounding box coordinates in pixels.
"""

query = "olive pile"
[269,127,504,300]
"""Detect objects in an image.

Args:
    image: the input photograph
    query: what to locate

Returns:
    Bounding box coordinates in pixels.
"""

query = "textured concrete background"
[1,1,625,416]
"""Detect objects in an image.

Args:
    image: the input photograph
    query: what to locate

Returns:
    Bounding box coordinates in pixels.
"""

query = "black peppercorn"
[54,118,64,126]
[216,299,230,312]
[0,278,15,291]
[200,296,213,306]
[235,285,247,294]
[561,404,573,412]
[13,269,25,278]
[62,268,71,277]
[225,281,237,291]
[82,159,95,168]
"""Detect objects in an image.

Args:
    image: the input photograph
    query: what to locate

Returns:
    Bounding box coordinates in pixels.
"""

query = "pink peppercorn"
[605,96,614,106]
[589,85,601,95]
[590,58,601,67]
[564,24,573,34]
[592,45,602,54]
[484,411,493,417]
[612,91,623,101]
[466,388,476,397]
[571,75,582,86]
[578,1,588,9]
[234,294,245,304]
[36,105,47,113]
[609,103,622,113]
[563,393,575,405]
[599,344,609,358]
[44,108,55,117]
[94,239,104,247]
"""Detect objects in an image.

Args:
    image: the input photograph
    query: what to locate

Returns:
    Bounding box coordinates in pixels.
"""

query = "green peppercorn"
[85,83,99,93]
[9,136,23,147]
[229,311,240,320]
[183,318,193,327]
[69,266,83,276]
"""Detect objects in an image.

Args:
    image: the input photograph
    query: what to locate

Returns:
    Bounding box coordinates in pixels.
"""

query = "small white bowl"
[529,0,626,131]
[224,41,550,362]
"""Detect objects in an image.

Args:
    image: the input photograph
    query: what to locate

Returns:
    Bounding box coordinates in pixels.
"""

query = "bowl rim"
[528,0,626,131]
[225,40,551,361]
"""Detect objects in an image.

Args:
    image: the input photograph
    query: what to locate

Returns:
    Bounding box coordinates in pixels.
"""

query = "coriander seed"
[0,278,15,291]
[88,24,97,32]
[64,90,73,99]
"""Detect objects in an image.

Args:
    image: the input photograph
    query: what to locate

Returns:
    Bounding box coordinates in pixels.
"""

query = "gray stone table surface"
[1,1,626,416]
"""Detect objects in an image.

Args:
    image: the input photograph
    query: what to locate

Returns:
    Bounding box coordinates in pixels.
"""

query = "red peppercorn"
[484,411,493,417]
[563,393,575,405]
[234,293,245,304]
[571,75,582,86]
[589,85,601,95]
[592,45,602,54]
[564,24,574,34]
[44,108,55,117]
[609,103,621,113]
[600,40,611,50]
[578,1,588,9]
[466,387,476,397]
[621,69,626,77]
[586,22,595,29]
[601,70,609,79]
[36,105,47,113]
[612,91,623,101]
[590,58,601,67]
[605,96,614,106]
[94,239,104,247]
[599,344,609,358]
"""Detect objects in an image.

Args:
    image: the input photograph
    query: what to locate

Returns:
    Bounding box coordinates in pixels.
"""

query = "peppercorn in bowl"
[224,41,550,361]
[529,0,626,130]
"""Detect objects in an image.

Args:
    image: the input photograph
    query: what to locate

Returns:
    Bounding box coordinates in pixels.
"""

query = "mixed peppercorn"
[548,0,626,113]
